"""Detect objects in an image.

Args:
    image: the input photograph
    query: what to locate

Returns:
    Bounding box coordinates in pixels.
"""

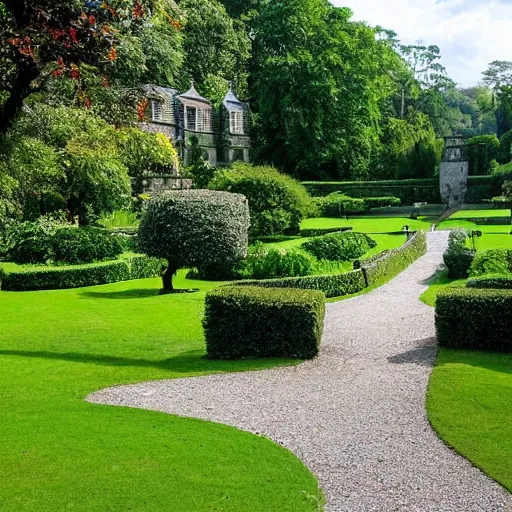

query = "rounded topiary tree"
[209,163,314,237]
[138,190,250,293]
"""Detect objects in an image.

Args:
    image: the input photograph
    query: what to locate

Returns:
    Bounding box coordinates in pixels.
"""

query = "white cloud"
[331,0,512,86]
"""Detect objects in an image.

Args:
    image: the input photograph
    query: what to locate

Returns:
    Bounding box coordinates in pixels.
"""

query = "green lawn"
[422,271,512,493]
[470,233,512,251]
[301,217,431,233]
[0,272,322,512]
[448,209,511,219]
[427,350,512,492]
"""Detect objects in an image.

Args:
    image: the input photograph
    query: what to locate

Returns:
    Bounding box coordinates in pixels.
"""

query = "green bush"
[209,163,314,236]
[466,275,512,289]
[436,288,512,352]
[203,286,325,359]
[138,190,250,292]
[0,255,163,291]
[233,270,366,299]
[362,197,401,210]
[317,193,366,217]
[363,231,427,286]
[470,249,512,277]
[7,219,124,265]
[498,129,512,164]
[443,230,475,279]
[466,135,500,175]
[303,232,376,261]
[239,245,316,280]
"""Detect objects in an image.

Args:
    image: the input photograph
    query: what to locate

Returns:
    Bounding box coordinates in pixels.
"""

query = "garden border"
[0,255,164,291]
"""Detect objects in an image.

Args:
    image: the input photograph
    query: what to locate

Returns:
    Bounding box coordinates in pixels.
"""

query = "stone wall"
[440,161,469,207]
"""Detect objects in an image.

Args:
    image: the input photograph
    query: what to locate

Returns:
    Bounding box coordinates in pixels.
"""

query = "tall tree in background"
[483,61,512,137]
[253,1,396,180]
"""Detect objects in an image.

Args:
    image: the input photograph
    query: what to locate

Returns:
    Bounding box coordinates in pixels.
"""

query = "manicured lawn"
[448,209,511,219]
[470,233,512,251]
[419,270,465,306]
[0,272,321,512]
[301,217,431,233]
[427,349,512,492]
[436,219,511,233]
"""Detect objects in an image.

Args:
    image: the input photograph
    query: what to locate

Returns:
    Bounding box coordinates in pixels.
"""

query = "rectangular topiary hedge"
[233,269,366,299]
[203,286,325,359]
[465,275,512,289]
[436,288,512,352]
[362,231,427,286]
[0,255,164,291]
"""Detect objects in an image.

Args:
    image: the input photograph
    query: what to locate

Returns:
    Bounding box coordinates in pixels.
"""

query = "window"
[151,100,164,122]
[230,111,244,134]
[186,106,197,131]
[163,99,174,124]
[201,109,212,133]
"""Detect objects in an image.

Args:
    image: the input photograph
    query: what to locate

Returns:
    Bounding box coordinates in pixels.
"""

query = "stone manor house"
[141,82,251,170]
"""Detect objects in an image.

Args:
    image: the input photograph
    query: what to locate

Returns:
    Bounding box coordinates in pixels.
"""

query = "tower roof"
[177,82,211,106]
[223,83,245,111]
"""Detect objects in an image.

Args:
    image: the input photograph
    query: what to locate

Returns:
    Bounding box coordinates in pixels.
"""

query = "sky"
[332,0,512,87]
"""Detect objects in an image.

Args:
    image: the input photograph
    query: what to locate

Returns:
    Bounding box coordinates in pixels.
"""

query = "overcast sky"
[332,0,512,87]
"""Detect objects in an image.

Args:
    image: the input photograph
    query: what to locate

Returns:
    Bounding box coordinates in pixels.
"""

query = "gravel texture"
[88,232,512,512]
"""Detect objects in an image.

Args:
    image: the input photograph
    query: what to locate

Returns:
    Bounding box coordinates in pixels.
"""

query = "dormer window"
[186,106,197,131]
[151,100,164,122]
[230,111,244,135]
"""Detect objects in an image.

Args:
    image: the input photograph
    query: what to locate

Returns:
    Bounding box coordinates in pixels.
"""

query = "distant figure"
[430,224,436,232]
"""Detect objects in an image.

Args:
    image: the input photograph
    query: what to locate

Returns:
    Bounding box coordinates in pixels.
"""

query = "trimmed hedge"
[233,269,366,299]
[466,275,512,289]
[203,286,325,359]
[316,193,401,217]
[300,227,352,238]
[302,232,377,261]
[436,288,512,352]
[362,231,427,286]
[303,179,440,203]
[0,255,163,291]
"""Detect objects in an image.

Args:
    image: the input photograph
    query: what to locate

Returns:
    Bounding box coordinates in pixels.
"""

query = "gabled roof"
[223,85,245,111]
[143,84,178,101]
[177,82,211,106]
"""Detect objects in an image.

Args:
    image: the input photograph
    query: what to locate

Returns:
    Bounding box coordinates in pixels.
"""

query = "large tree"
[253,1,396,180]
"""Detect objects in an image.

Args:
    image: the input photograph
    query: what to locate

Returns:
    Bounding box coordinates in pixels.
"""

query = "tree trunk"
[161,260,179,294]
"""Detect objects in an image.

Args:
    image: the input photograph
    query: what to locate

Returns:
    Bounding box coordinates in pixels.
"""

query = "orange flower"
[108,46,117,61]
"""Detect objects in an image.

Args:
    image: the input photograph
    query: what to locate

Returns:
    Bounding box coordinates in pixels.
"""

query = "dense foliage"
[138,190,250,292]
[436,288,512,352]
[5,218,124,264]
[302,232,376,262]
[203,285,325,359]
[209,163,314,237]
[466,135,500,175]
[317,193,401,217]
[466,276,512,289]
[470,249,512,277]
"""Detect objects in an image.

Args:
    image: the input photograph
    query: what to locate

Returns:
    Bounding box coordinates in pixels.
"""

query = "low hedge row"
[436,288,512,352]
[0,255,164,291]
[203,285,325,359]
[362,231,427,286]
[233,269,366,299]
[300,227,352,237]
[466,276,512,289]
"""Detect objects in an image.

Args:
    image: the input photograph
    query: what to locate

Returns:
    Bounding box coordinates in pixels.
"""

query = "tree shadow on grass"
[0,348,295,374]
[387,337,437,367]
[80,289,161,300]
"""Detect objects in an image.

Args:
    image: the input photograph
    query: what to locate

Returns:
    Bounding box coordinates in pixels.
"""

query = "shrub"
[361,197,401,210]
[203,286,325,359]
[436,288,512,352]
[0,255,163,291]
[443,229,475,279]
[317,193,366,217]
[6,219,124,265]
[233,270,366,299]
[470,249,512,277]
[138,190,250,292]
[466,275,512,289]
[209,163,314,236]
[362,231,427,286]
[240,246,316,280]
[303,232,376,262]
[498,129,512,164]
[466,134,500,175]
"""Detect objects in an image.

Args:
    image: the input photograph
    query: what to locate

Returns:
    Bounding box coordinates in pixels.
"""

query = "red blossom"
[69,28,78,43]
[137,99,149,120]
[108,46,117,61]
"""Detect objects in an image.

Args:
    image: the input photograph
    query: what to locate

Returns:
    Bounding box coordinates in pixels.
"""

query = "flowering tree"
[0,0,158,133]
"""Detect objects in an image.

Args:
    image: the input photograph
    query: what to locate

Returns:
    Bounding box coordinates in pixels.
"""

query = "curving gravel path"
[89,232,512,512]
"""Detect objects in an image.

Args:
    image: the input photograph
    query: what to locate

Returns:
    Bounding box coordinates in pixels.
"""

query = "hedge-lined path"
[89,232,512,512]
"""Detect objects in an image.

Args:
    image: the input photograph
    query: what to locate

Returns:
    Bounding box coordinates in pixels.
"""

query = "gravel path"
[89,232,512,512]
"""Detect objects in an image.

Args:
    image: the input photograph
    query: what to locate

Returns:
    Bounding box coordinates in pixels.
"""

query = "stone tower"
[439,136,469,207]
